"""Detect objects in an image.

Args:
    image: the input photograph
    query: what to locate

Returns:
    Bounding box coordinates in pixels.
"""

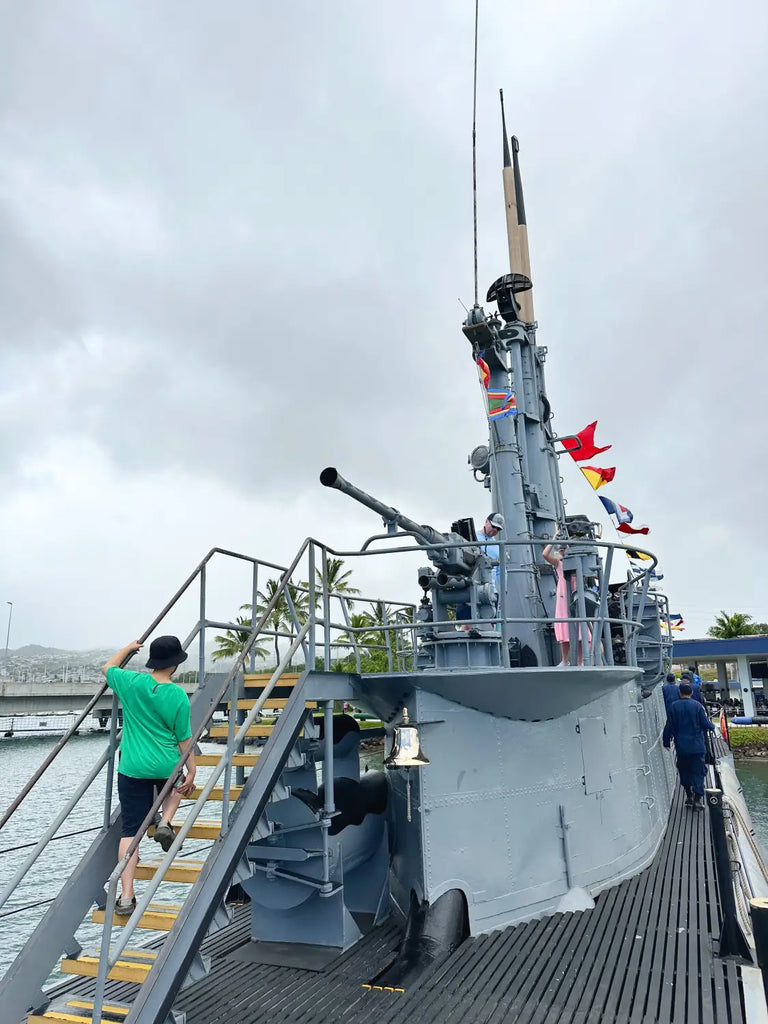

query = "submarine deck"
[43,773,748,1024]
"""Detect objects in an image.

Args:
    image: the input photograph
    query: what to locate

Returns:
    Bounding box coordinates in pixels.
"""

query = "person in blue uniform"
[663,681,715,810]
[661,673,679,714]
[680,669,704,705]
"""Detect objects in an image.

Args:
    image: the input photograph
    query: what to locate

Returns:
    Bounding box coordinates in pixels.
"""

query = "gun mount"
[320,467,503,665]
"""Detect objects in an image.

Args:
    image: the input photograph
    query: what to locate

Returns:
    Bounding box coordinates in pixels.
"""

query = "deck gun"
[320,468,499,654]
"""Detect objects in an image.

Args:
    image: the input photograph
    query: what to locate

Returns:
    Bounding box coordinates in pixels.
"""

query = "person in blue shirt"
[680,670,704,706]
[663,681,716,809]
[661,673,679,714]
[456,512,504,630]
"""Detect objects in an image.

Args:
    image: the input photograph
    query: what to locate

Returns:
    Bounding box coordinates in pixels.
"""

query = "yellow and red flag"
[580,465,615,490]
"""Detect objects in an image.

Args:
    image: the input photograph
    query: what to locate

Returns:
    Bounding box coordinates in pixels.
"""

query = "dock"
[39,783,747,1024]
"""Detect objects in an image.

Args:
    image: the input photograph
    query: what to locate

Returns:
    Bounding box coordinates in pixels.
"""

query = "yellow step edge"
[190,785,243,801]
[134,859,204,883]
[60,952,155,983]
[67,1001,129,1017]
[208,724,274,738]
[92,904,180,931]
[243,672,300,684]
[29,1013,94,1023]
[229,698,317,710]
[196,752,260,767]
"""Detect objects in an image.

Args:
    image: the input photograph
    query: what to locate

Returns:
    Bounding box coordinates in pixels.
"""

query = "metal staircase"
[0,540,389,1024]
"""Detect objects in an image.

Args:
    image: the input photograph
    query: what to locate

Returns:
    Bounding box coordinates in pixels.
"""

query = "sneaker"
[115,895,136,916]
[153,822,176,852]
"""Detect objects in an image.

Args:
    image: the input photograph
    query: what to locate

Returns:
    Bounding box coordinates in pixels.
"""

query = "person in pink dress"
[543,530,591,666]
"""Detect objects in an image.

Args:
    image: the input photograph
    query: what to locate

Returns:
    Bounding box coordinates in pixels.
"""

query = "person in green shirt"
[102,635,197,915]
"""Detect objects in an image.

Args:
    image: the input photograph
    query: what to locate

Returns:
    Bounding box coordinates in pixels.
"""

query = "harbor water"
[0,732,767,985]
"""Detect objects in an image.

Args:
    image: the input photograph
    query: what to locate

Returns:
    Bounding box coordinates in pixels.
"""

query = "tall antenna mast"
[499,89,534,321]
[471,0,480,306]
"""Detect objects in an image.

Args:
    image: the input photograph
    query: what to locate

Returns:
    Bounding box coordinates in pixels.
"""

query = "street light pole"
[4,601,12,680]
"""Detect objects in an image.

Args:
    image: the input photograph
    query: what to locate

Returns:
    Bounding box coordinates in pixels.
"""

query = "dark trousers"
[676,752,707,796]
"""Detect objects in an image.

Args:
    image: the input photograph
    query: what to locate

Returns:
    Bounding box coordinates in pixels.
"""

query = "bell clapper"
[406,768,412,823]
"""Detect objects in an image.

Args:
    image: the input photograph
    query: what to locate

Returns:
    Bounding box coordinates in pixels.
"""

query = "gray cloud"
[1,0,767,646]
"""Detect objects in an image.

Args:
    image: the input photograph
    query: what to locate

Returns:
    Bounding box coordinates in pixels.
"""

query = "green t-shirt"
[105,667,192,779]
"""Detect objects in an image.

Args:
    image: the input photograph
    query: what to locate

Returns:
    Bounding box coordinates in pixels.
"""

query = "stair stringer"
[124,669,315,1024]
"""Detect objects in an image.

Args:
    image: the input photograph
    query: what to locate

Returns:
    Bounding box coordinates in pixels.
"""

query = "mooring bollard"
[750,898,768,1007]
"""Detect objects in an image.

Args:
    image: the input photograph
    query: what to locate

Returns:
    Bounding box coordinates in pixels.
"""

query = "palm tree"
[314,557,361,610]
[707,611,756,639]
[253,578,310,666]
[212,613,269,663]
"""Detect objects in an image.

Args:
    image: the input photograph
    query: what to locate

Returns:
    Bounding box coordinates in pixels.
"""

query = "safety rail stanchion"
[198,564,207,689]
[221,671,238,833]
[308,545,316,668]
[321,699,335,892]
[102,692,120,828]
[94,622,312,1017]
[322,548,331,670]
[381,601,393,672]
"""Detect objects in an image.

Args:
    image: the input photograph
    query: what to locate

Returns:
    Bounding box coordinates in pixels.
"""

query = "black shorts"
[117,772,171,838]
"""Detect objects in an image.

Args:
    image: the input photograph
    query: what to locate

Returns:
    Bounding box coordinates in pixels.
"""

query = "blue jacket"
[662,683,679,711]
[663,697,715,754]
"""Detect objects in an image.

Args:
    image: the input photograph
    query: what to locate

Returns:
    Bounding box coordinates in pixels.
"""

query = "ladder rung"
[92,903,180,931]
[134,859,204,883]
[60,952,155,984]
[196,752,260,766]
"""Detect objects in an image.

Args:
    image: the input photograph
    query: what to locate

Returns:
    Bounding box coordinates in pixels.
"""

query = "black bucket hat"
[146,635,188,670]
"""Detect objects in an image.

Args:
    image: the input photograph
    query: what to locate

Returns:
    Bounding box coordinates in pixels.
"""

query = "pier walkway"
[39,781,747,1024]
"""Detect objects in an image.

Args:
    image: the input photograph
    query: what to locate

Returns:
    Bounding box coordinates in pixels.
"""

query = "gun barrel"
[320,467,443,547]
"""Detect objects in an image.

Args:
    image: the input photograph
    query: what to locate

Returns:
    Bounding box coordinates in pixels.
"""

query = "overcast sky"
[1,0,766,651]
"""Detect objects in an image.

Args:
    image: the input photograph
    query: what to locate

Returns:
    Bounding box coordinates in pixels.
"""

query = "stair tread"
[60,951,154,983]
[92,903,180,930]
[67,1001,130,1018]
[208,724,274,737]
[196,752,260,766]
[134,858,204,882]
[190,785,243,800]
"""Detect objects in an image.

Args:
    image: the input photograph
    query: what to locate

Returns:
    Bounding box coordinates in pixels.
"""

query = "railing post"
[321,548,331,670]
[706,788,752,960]
[308,545,316,671]
[249,562,259,673]
[103,693,120,829]
[321,699,335,893]
[198,564,206,690]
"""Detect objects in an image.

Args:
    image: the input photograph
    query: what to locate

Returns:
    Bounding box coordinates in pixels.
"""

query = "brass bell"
[384,708,430,769]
